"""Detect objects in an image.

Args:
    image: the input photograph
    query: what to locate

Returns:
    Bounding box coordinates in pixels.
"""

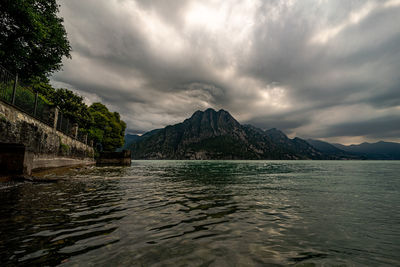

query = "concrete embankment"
[0,100,95,177]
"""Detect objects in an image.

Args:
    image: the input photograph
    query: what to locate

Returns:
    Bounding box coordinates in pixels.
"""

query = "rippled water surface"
[0,161,399,266]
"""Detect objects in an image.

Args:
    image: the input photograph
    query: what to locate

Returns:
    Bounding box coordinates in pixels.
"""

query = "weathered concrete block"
[97,150,131,166]
[0,143,32,175]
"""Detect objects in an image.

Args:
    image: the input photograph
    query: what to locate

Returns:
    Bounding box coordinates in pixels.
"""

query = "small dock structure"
[96,150,131,166]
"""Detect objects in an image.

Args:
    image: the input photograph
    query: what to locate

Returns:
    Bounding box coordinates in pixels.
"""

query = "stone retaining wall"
[0,100,94,175]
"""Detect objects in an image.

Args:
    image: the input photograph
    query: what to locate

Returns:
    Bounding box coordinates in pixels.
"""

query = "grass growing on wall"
[0,113,7,122]
[60,142,70,155]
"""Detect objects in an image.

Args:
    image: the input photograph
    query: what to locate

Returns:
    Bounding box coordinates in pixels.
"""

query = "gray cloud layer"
[52,0,400,144]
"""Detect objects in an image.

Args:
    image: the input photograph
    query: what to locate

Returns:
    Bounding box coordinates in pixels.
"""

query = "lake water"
[0,161,399,266]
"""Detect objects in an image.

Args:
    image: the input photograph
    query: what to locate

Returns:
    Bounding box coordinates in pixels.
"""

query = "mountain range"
[123,108,400,160]
[307,139,400,160]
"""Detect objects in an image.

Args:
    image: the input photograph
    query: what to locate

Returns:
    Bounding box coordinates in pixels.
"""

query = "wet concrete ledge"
[31,156,95,172]
[0,164,94,183]
[0,142,95,180]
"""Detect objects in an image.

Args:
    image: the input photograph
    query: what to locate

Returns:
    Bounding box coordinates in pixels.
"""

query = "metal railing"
[56,111,71,135]
[1,65,54,126]
[0,65,16,103]
[0,64,92,146]
[77,130,88,144]
[56,111,92,145]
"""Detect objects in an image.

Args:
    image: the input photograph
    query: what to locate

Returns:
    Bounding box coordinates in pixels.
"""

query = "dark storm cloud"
[51,0,400,143]
[246,113,312,134]
[316,115,400,139]
[244,1,400,108]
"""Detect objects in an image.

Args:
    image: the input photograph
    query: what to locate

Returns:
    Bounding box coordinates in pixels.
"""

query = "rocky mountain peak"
[187,108,240,131]
[128,108,325,160]
[265,128,288,141]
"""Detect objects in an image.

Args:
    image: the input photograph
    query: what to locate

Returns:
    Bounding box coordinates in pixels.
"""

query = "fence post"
[11,73,18,105]
[33,91,38,117]
[71,123,78,138]
[53,107,59,130]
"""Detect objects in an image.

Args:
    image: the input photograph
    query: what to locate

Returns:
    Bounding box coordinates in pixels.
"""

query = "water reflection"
[0,177,126,266]
[0,161,399,266]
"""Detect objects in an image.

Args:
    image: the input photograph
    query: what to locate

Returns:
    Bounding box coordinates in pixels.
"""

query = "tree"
[28,80,126,153]
[50,88,91,129]
[88,103,126,152]
[0,1,127,153]
[29,80,92,129]
[0,0,71,81]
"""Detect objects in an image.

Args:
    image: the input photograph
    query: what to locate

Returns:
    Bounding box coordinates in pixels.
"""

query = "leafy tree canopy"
[0,1,126,153]
[88,103,126,152]
[30,80,126,152]
[51,88,91,128]
[0,0,71,81]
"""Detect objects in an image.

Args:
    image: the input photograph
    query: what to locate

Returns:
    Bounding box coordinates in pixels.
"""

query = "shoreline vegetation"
[0,1,126,156]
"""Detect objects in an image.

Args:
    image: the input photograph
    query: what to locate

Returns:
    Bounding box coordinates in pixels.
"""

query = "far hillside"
[333,141,400,160]
[307,139,400,160]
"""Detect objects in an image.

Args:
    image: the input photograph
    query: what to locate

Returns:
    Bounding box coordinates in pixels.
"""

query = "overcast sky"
[51,0,400,144]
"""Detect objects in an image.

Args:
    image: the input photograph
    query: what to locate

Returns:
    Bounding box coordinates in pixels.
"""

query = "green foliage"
[29,80,126,152]
[14,85,36,112]
[0,113,7,122]
[60,142,70,155]
[50,88,91,128]
[0,0,71,81]
[0,81,14,102]
[43,88,126,152]
[87,103,126,152]
[29,79,92,128]
[1,82,39,113]
[29,76,55,100]
[0,1,125,153]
